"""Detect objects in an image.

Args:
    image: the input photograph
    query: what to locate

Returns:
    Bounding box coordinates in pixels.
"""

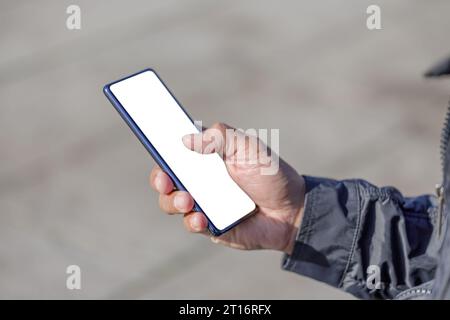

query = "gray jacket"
[282,59,450,299]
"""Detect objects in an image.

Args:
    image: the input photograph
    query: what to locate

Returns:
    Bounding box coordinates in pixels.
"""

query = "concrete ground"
[1,0,449,299]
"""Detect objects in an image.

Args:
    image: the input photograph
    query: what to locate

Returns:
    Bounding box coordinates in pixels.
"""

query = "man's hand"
[149,123,305,254]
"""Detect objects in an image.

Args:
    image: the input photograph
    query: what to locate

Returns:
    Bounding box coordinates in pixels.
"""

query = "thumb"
[182,122,236,157]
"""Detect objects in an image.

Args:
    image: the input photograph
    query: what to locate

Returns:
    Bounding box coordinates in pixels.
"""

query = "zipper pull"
[435,184,444,237]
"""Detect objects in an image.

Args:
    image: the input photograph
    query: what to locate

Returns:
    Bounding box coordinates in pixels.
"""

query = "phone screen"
[107,70,256,232]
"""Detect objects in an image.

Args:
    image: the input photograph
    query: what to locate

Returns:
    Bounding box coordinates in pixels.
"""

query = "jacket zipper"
[435,184,444,237]
[436,101,450,237]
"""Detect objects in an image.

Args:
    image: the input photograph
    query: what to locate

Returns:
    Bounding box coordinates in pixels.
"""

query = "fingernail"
[182,134,192,145]
[174,193,188,212]
[190,214,202,232]
[154,172,164,192]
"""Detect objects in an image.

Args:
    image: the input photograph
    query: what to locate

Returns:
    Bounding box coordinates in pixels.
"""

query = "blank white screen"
[110,70,255,231]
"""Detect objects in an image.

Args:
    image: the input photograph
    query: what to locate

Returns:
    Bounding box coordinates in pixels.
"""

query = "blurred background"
[1,0,450,299]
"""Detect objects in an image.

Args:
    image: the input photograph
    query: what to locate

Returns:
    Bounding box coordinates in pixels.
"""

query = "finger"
[159,191,194,214]
[183,211,209,233]
[149,165,161,187]
[182,122,234,156]
[183,123,260,166]
[150,166,174,194]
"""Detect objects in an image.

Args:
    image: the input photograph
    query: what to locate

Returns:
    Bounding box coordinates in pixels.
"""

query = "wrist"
[282,175,305,255]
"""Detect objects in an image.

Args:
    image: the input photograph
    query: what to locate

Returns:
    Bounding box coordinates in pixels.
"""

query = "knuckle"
[158,194,170,211]
[210,122,227,132]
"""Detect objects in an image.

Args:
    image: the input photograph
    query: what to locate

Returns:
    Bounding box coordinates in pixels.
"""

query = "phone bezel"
[103,68,256,236]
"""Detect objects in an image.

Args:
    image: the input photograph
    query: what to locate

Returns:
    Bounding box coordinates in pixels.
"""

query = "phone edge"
[102,68,257,236]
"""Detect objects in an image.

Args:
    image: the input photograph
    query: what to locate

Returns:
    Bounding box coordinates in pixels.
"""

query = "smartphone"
[103,69,256,236]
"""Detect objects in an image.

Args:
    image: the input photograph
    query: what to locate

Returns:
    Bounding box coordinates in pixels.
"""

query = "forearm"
[282,176,439,299]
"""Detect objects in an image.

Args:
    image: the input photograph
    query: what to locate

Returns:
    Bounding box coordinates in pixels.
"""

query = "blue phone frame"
[103,68,255,236]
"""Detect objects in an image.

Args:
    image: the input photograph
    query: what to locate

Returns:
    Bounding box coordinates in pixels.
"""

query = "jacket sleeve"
[282,176,440,299]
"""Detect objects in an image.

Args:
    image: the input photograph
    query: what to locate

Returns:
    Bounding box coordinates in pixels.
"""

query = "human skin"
[149,123,305,254]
